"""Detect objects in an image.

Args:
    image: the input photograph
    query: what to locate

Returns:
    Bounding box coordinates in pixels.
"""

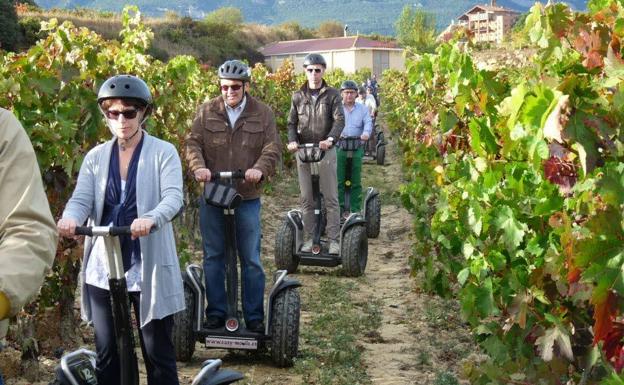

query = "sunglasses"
[306,68,322,73]
[220,84,243,92]
[105,108,139,120]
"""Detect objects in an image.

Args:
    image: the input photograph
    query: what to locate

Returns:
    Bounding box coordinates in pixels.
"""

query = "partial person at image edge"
[0,107,58,383]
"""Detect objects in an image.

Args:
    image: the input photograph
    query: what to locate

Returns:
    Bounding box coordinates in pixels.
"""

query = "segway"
[339,136,381,239]
[274,144,368,277]
[363,122,386,165]
[172,171,301,368]
[53,226,244,385]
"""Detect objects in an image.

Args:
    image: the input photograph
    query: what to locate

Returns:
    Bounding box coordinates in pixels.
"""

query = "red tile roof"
[462,4,521,15]
[260,36,400,56]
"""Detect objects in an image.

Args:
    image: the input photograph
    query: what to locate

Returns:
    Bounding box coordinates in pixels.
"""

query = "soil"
[2,127,477,385]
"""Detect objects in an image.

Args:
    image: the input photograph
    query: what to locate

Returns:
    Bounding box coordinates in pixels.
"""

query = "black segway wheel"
[377,130,385,144]
[172,284,196,362]
[341,225,368,277]
[365,194,381,239]
[275,219,299,273]
[376,145,386,165]
[270,288,300,367]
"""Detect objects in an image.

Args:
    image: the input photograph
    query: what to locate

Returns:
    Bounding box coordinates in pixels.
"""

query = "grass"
[434,372,460,385]
[360,130,405,208]
[264,168,301,199]
[294,278,381,385]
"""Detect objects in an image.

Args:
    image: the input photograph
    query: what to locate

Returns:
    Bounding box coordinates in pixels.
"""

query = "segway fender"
[364,187,379,200]
[200,370,245,385]
[286,210,304,251]
[266,271,302,335]
[342,214,366,230]
[363,188,379,218]
[182,265,205,331]
[192,359,244,385]
[274,279,302,293]
[340,213,366,245]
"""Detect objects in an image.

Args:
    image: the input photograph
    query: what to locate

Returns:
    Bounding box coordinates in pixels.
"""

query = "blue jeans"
[0,370,4,385]
[199,198,265,323]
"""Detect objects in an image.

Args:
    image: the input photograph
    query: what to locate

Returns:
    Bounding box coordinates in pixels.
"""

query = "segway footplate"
[205,336,258,350]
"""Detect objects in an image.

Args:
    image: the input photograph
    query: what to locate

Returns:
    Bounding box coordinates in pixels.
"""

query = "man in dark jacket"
[286,53,345,255]
[185,60,281,333]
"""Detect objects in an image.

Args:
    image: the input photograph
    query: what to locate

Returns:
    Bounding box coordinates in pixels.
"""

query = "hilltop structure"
[260,36,404,76]
[455,0,521,44]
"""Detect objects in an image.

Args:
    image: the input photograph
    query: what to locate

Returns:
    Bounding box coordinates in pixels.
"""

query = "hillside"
[35,0,588,36]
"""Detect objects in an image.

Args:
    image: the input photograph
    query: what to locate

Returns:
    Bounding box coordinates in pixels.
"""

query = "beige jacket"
[0,108,57,319]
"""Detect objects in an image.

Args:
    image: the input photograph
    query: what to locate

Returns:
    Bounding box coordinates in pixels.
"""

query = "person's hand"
[194,168,211,182]
[245,168,263,183]
[130,218,155,240]
[287,141,298,153]
[361,133,370,141]
[319,139,333,150]
[57,218,78,237]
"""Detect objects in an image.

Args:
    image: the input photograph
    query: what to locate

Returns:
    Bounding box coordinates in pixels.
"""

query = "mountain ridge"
[35,0,588,36]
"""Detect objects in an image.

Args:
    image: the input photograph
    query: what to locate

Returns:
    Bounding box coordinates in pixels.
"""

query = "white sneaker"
[329,241,340,255]
[301,240,313,252]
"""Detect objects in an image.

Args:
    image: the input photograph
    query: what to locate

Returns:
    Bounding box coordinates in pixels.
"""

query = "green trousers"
[337,147,364,213]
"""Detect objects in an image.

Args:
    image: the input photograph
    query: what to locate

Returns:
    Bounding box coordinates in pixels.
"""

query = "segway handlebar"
[210,170,246,181]
[338,136,365,151]
[297,143,320,149]
[75,226,132,237]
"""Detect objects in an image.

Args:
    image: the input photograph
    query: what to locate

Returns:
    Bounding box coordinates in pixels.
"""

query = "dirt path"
[4,128,476,385]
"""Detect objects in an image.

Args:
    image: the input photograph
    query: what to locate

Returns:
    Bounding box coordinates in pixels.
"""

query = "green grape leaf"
[597,162,624,207]
[439,109,458,133]
[493,206,528,250]
[458,267,470,286]
[468,204,483,236]
[535,325,573,361]
[482,335,509,362]
[469,117,498,156]
[604,46,624,87]
[475,278,498,317]
[566,112,600,175]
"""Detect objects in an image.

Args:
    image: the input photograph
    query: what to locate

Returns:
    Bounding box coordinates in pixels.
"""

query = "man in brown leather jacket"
[185,60,281,333]
[286,53,345,255]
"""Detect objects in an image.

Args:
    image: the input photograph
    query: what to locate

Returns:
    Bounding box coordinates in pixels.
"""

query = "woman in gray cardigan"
[57,75,184,385]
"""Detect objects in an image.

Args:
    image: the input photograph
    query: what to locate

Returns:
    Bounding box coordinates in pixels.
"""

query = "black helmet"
[97,75,152,106]
[340,80,358,91]
[218,60,251,82]
[358,86,366,94]
[303,53,326,68]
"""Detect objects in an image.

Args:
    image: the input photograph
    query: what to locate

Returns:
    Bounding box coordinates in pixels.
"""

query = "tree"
[317,20,344,38]
[204,6,243,25]
[276,21,315,40]
[394,5,437,53]
[0,0,22,51]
